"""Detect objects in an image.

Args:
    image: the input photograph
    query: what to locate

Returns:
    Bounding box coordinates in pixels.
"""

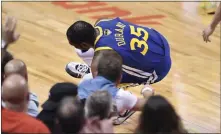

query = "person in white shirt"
[78,50,154,124]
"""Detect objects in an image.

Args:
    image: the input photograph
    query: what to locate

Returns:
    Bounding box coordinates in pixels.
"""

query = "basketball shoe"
[65,62,91,78]
[65,48,93,78]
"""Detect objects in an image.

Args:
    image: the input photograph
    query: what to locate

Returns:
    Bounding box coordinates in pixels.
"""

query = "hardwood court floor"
[2,2,220,133]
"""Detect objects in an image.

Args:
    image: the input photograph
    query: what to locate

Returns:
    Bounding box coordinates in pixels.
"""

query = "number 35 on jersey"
[129,25,149,56]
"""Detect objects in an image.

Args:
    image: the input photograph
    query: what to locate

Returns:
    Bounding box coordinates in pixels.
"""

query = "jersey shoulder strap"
[94,18,116,26]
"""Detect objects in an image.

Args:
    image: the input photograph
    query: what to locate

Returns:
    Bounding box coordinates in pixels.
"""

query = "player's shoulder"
[94,17,119,26]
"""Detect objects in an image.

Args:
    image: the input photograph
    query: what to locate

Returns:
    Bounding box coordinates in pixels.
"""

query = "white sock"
[75,48,94,67]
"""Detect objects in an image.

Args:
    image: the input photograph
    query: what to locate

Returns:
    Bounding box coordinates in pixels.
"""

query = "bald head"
[2,74,29,105]
[4,59,27,80]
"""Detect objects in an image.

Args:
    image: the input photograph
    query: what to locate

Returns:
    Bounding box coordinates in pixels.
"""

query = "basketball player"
[203,2,221,43]
[66,17,171,85]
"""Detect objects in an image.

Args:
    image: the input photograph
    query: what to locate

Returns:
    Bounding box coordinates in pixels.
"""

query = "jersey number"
[129,25,149,56]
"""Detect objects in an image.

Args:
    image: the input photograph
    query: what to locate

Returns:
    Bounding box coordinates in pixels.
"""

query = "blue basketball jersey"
[94,17,171,84]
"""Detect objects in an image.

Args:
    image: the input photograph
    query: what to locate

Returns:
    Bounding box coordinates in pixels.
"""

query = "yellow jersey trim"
[94,18,114,26]
[94,26,103,46]
[95,46,113,52]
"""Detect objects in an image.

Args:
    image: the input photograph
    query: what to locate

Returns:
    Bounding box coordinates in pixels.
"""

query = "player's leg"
[65,62,91,78]
[152,55,171,83]
[75,48,94,66]
[65,48,94,78]
[120,39,171,86]
[118,70,152,89]
[150,34,171,84]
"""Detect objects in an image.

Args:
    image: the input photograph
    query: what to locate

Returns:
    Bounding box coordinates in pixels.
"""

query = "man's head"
[66,21,96,50]
[2,74,29,112]
[4,59,28,80]
[56,96,85,134]
[93,50,123,84]
[85,90,112,120]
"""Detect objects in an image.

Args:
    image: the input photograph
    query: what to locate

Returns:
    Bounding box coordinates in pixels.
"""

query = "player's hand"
[2,16,20,47]
[141,84,155,97]
[202,25,215,43]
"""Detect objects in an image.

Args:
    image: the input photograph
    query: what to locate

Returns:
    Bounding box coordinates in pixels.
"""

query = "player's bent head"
[137,95,186,133]
[97,50,123,82]
[66,20,95,50]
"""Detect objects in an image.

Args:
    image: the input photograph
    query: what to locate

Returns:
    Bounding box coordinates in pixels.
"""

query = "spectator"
[37,82,78,132]
[54,96,85,134]
[1,16,19,68]
[1,50,13,83]
[78,50,154,119]
[136,95,187,134]
[3,59,39,117]
[2,74,50,133]
[1,16,19,84]
[4,59,28,78]
[85,90,112,120]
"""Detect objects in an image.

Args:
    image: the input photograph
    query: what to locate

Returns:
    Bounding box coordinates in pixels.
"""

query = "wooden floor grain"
[2,2,220,133]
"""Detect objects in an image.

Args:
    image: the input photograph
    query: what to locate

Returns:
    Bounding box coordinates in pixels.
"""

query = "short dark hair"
[96,50,122,82]
[56,97,85,134]
[137,95,187,134]
[66,21,96,45]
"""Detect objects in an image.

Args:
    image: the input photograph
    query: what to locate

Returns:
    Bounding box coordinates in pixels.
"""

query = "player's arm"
[203,2,221,42]
[94,18,109,26]
[131,85,154,111]
[94,18,116,26]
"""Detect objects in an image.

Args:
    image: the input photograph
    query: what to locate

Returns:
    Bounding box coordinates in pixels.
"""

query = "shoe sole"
[113,110,136,125]
[65,64,82,78]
